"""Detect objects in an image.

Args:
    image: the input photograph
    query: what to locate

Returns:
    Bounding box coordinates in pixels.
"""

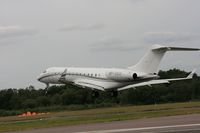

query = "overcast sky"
[0,0,200,89]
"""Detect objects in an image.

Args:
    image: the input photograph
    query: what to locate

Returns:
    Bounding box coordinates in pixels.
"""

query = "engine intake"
[133,73,137,79]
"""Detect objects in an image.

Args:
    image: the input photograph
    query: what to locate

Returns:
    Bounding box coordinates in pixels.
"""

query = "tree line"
[0,68,200,116]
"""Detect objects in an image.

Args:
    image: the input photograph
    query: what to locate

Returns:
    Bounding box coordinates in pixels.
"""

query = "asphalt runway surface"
[8,114,200,133]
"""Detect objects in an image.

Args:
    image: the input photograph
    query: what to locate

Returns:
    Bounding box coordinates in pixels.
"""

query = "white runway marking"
[157,128,200,133]
[75,123,200,133]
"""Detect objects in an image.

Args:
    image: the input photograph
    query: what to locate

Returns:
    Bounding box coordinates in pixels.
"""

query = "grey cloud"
[143,32,198,44]
[90,38,143,52]
[59,24,105,32]
[0,26,37,39]
[128,0,147,3]
[0,0,200,89]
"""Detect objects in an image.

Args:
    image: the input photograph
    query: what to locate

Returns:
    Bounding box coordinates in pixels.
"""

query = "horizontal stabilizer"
[152,44,200,51]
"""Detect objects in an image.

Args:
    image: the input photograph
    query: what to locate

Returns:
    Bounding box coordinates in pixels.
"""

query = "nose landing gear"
[44,83,49,94]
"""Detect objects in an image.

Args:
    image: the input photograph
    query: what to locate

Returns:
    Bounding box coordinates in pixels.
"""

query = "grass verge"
[0,101,200,132]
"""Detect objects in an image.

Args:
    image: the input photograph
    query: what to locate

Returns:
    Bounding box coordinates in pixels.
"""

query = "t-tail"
[128,44,200,74]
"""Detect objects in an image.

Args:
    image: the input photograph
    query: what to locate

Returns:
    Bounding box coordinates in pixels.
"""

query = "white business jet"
[38,44,199,96]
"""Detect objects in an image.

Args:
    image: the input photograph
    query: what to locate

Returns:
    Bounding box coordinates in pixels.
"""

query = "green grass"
[0,101,200,132]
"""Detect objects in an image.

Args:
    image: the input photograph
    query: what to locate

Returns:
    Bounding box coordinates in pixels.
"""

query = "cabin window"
[95,74,97,77]
[91,74,93,77]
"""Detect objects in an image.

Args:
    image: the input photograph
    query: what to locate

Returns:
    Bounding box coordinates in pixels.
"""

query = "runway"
[8,114,200,133]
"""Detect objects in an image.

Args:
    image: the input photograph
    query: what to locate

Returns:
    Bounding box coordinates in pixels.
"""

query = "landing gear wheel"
[111,90,118,97]
[92,91,99,98]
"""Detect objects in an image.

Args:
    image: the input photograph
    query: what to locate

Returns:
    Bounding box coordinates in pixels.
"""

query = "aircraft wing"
[118,69,196,91]
[74,79,105,91]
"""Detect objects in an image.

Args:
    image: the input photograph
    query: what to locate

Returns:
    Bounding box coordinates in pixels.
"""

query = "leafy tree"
[36,96,50,107]
[0,68,200,116]
[22,99,37,109]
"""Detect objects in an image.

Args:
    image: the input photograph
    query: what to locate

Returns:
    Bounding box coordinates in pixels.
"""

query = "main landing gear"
[92,90,119,98]
[92,90,100,98]
[110,90,118,97]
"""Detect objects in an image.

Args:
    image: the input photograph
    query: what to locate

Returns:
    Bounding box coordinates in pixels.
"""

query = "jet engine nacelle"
[106,71,142,81]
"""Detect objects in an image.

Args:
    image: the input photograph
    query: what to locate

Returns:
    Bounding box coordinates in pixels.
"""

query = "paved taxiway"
[8,114,200,133]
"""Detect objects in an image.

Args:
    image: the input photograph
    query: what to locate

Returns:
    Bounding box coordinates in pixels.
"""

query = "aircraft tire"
[92,91,99,98]
[111,90,118,97]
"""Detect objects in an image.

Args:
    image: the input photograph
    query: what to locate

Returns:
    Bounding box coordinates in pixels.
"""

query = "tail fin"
[128,44,199,74]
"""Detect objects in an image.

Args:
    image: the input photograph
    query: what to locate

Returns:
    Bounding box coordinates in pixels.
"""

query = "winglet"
[187,69,196,79]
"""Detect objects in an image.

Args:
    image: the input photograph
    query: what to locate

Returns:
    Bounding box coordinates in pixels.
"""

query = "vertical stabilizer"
[128,44,199,74]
